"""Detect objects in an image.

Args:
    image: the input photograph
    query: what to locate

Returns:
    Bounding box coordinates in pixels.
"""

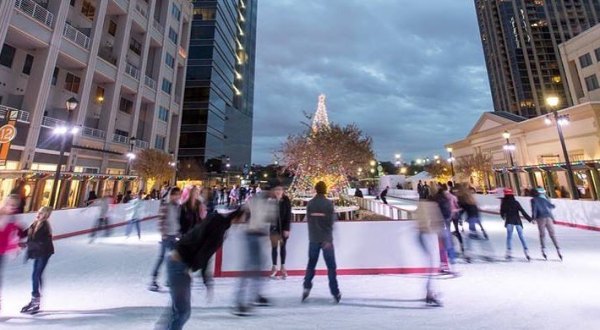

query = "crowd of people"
[0,175,565,328]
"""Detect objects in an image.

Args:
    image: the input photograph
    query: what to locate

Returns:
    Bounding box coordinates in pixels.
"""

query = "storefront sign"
[0,110,18,166]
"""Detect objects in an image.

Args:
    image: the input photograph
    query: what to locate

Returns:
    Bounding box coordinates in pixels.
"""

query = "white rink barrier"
[387,189,420,200]
[474,194,600,231]
[347,188,368,196]
[355,197,416,220]
[216,220,440,277]
[13,200,161,239]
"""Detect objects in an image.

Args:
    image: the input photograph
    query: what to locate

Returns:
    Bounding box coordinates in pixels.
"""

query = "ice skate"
[148,280,160,292]
[253,295,271,307]
[505,250,512,261]
[269,266,278,279]
[333,293,342,304]
[425,293,443,307]
[524,250,531,261]
[280,266,288,280]
[542,249,548,260]
[557,250,563,261]
[302,288,311,302]
[20,297,40,314]
[232,305,252,317]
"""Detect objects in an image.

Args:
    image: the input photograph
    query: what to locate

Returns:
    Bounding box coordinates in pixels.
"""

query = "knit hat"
[503,188,514,196]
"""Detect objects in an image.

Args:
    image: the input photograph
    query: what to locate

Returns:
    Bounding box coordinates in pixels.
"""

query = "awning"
[0,170,138,181]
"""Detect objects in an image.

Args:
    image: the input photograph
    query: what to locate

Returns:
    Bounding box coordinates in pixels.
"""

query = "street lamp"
[545,96,579,199]
[447,147,455,183]
[502,131,520,195]
[49,97,79,208]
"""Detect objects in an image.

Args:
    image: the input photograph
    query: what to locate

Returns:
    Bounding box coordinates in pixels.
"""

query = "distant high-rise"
[179,0,257,174]
[474,0,600,117]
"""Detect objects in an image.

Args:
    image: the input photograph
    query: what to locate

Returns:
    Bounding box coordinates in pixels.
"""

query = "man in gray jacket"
[302,181,341,303]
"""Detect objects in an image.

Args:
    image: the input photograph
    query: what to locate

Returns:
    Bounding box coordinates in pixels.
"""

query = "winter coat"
[435,193,452,220]
[159,201,181,237]
[459,201,480,220]
[22,220,54,259]
[0,218,22,255]
[180,202,201,235]
[306,195,336,243]
[531,196,555,219]
[500,197,531,227]
[270,195,292,234]
[245,192,276,235]
[176,212,233,272]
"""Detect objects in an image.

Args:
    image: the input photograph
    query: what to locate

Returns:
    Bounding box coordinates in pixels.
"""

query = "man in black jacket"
[156,208,244,330]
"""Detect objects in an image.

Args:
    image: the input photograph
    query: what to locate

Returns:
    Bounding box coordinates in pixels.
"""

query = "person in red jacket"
[0,195,25,311]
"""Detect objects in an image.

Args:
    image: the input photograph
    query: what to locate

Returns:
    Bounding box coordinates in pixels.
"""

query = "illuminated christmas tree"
[311,94,330,133]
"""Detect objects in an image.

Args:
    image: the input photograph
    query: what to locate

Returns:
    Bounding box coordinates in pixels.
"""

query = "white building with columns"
[0,0,192,210]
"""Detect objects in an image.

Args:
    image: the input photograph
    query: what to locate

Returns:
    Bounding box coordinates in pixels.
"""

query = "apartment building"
[0,0,192,210]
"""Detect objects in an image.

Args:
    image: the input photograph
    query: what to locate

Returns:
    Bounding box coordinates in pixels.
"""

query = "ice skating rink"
[1,213,599,330]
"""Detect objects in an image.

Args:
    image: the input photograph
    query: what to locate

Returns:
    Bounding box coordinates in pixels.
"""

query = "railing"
[134,1,148,18]
[355,197,416,220]
[81,126,106,140]
[152,19,165,35]
[0,105,30,123]
[125,62,140,80]
[114,0,129,10]
[135,139,149,149]
[63,23,91,49]
[144,75,156,89]
[14,0,54,28]
[41,116,66,128]
[112,133,129,144]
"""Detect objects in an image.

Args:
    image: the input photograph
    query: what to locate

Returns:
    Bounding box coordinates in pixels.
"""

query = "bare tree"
[455,152,493,192]
[131,149,175,190]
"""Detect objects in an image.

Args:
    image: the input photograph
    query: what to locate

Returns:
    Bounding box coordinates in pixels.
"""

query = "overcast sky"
[251,0,493,164]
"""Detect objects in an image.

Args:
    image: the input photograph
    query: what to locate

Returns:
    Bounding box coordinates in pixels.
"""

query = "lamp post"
[49,97,79,208]
[502,131,520,195]
[546,96,579,199]
[446,147,455,183]
[125,137,136,192]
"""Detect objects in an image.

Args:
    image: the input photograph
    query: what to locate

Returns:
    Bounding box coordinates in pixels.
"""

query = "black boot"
[21,297,40,314]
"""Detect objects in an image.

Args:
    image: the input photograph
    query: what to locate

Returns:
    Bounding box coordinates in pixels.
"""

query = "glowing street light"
[502,130,520,195]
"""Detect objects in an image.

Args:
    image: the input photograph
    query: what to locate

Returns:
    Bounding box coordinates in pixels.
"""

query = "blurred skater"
[500,189,532,261]
[20,207,54,315]
[150,187,182,292]
[155,209,243,330]
[414,198,444,307]
[380,186,389,205]
[180,186,201,236]
[531,188,562,261]
[457,185,493,262]
[434,186,456,272]
[445,182,464,254]
[269,182,292,279]
[234,182,277,316]
[125,191,144,240]
[0,195,24,311]
[302,181,341,304]
[89,193,112,243]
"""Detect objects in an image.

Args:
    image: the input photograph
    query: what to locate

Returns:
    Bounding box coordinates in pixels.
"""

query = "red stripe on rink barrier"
[217,267,439,278]
[52,216,159,240]
[214,248,223,277]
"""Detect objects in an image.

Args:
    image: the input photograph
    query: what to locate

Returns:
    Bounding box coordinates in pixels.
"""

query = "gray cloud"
[252,0,493,164]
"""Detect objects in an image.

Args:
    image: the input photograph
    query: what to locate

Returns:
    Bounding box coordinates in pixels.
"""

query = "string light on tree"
[311,94,330,133]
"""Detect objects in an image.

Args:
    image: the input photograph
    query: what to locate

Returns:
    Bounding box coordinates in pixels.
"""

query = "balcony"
[0,105,30,123]
[152,20,165,35]
[14,0,54,28]
[135,139,149,149]
[134,1,148,18]
[144,75,156,89]
[63,23,91,49]
[81,126,106,140]
[125,62,140,80]
[112,133,129,144]
[41,116,66,128]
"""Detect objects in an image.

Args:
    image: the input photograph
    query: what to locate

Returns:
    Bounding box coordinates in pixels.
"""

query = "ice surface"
[1,208,599,329]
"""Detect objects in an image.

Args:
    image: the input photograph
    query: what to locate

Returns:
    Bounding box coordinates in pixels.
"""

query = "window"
[158,106,169,122]
[0,44,16,68]
[155,135,166,150]
[168,28,178,44]
[165,53,175,68]
[108,20,117,36]
[171,4,181,21]
[579,53,593,68]
[95,86,105,103]
[595,48,600,62]
[161,79,172,94]
[115,129,129,137]
[192,8,216,20]
[64,73,81,93]
[22,54,34,75]
[119,97,133,114]
[129,38,142,56]
[81,1,95,20]
[585,74,600,91]
[51,67,59,85]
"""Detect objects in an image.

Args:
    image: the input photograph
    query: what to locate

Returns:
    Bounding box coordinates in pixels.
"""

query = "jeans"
[156,257,191,330]
[32,256,51,298]
[441,218,456,263]
[152,236,178,279]
[465,217,493,259]
[125,218,141,239]
[303,242,340,296]
[506,224,528,252]
[417,233,434,294]
[90,217,110,240]
[236,233,265,306]
[381,196,388,205]
[536,217,560,250]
